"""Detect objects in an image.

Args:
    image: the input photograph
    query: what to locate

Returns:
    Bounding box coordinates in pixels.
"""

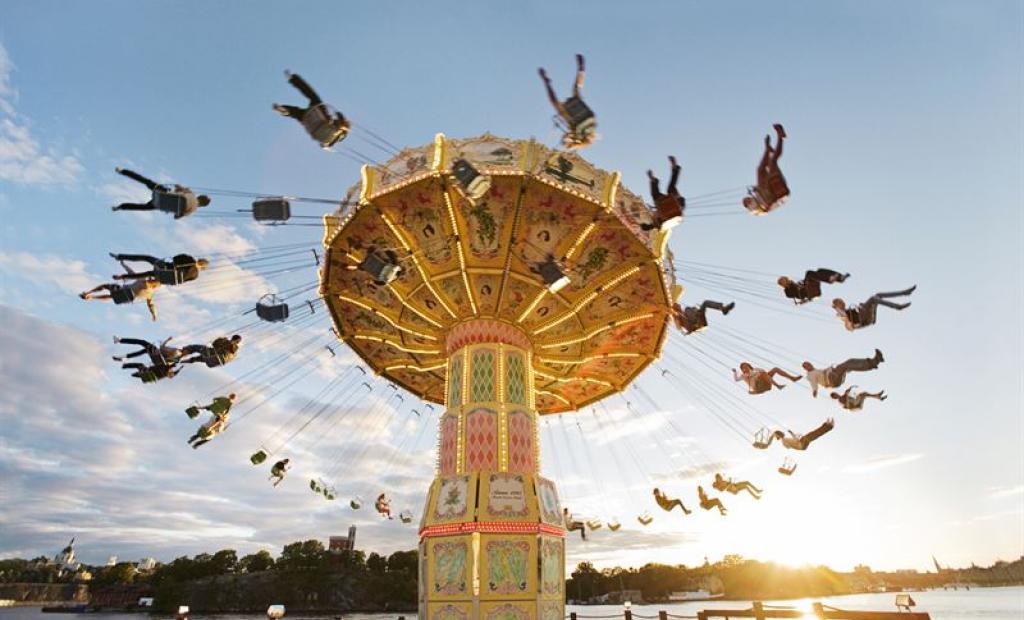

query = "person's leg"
[274,104,306,119]
[117,337,153,348]
[834,353,881,375]
[801,420,835,445]
[112,254,160,266]
[648,170,662,200]
[849,393,868,409]
[179,355,202,365]
[573,53,585,97]
[667,157,681,195]
[287,73,322,106]
[192,439,209,449]
[121,363,146,371]
[539,69,561,110]
[117,168,159,190]
[866,391,886,400]
[113,271,155,281]
[181,345,205,355]
[874,286,917,299]
[807,268,845,283]
[756,143,773,187]
[768,367,801,382]
[121,347,150,360]
[113,203,156,211]
[771,124,785,164]
[701,300,727,313]
[876,298,912,310]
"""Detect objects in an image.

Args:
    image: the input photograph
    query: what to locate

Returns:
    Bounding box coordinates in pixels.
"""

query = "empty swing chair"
[185,402,202,419]
[778,457,798,476]
[586,519,603,531]
[250,450,269,466]
[251,197,292,224]
[301,103,350,150]
[399,511,414,524]
[349,496,364,510]
[256,294,290,322]
[450,158,492,203]
[359,248,403,285]
[607,519,622,532]
[637,511,653,526]
[534,256,571,293]
[753,427,776,450]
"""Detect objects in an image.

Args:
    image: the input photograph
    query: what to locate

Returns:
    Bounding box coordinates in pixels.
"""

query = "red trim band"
[420,521,565,538]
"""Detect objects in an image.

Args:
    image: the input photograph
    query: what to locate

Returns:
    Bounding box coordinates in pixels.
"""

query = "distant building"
[106,556,118,567]
[138,558,157,571]
[53,538,81,575]
[329,526,357,553]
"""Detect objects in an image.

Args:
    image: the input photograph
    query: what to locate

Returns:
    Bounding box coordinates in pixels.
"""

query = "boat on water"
[668,589,725,602]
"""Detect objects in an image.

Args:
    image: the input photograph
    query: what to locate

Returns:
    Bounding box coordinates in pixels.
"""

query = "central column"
[419,320,566,620]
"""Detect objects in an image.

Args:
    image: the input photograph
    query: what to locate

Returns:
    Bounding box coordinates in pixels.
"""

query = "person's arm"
[147,298,158,322]
[808,372,819,398]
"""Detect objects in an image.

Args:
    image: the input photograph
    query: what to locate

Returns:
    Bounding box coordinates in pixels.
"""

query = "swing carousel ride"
[86,59,913,620]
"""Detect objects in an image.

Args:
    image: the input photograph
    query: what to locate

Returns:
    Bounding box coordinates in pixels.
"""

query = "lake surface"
[3,587,1022,620]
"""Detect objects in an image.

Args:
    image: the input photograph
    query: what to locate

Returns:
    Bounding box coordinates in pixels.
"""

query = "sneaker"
[114,167,124,173]
[874,348,885,363]
[272,103,289,117]
[722,302,736,315]
[773,123,787,138]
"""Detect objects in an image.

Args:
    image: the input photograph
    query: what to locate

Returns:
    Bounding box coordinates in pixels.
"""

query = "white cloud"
[0,251,101,295]
[987,485,1024,499]
[843,453,924,474]
[0,44,83,186]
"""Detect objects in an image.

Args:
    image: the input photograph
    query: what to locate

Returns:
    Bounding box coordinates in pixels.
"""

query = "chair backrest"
[895,594,915,610]
[252,198,291,223]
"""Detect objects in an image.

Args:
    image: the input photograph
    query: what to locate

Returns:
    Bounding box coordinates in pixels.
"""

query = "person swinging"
[777,268,849,304]
[110,253,209,286]
[180,335,242,368]
[273,71,350,149]
[539,54,597,150]
[375,493,393,519]
[110,168,210,219]
[713,473,762,499]
[802,349,884,397]
[672,300,735,334]
[742,124,789,215]
[733,362,802,394]
[653,487,692,515]
[563,508,587,541]
[112,336,181,366]
[269,458,290,486]
[831,386,887,411]
[643,156,685,230]
[697,486,727,516]
[80,273,160,322]
[775,418,835,451]
[186,393,236,420]
[187,394,236,449]
[832,286,917,331]
[344,245,403,286]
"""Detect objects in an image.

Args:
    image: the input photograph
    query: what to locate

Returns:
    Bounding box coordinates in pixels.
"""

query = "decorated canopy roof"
[320,134,677,414]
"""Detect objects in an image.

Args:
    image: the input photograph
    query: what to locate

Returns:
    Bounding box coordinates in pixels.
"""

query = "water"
[2,587,1022,620]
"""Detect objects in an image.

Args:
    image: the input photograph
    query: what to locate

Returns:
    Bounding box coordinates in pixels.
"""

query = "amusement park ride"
[320,133,676,619]
[89,59,912,620]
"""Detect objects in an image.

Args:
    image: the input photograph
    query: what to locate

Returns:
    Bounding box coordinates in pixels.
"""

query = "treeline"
[0,541,417,613]
[566,555,1024,602]
[567,555,849,602]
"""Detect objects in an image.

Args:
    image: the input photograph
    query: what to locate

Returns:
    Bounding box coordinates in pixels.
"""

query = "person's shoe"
[722,302,736,315]
[576,53,585,70]
[538,68,549,81]
[79,292,88,299]
[111,206,120,211]
[774,123,787,138]
[896,302,912,310]
[283,69,292,79]
[647,169,655,180]
[905,285,918,295]
[683,508,692,515]
[114,167,124,173]
[272,103,289,117]
[874,348,884,363]
[669,155,678,168]
[880,392,888,401]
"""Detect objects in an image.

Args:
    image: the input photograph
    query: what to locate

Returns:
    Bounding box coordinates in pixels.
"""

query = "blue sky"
[0,1,1021,572]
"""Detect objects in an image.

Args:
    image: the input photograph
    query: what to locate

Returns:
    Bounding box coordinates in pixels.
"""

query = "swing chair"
[251,197,291,224]
[152,189,191,218]
[349,496,364,510]
[778,458,797,476]
[607,519,621,532]
[753,427,776,450]
[399,511,414,524]
[535,256,570,293]
[450,158,491,203]
[586,519,603,531]
[250,450,268,466]
[360,250,402,285]
[654,194,684,230]
[555,96,597,148]
[256,294,290,322]
[637,511,653,526]
[301,103,350,149]
[185,402,202,419]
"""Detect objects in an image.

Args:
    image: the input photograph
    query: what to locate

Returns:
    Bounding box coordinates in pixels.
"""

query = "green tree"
[276,540,326,571]
[94,562,136,586]
[367,552,387,575]
[210,549,238,574]
[238,550,275,573]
